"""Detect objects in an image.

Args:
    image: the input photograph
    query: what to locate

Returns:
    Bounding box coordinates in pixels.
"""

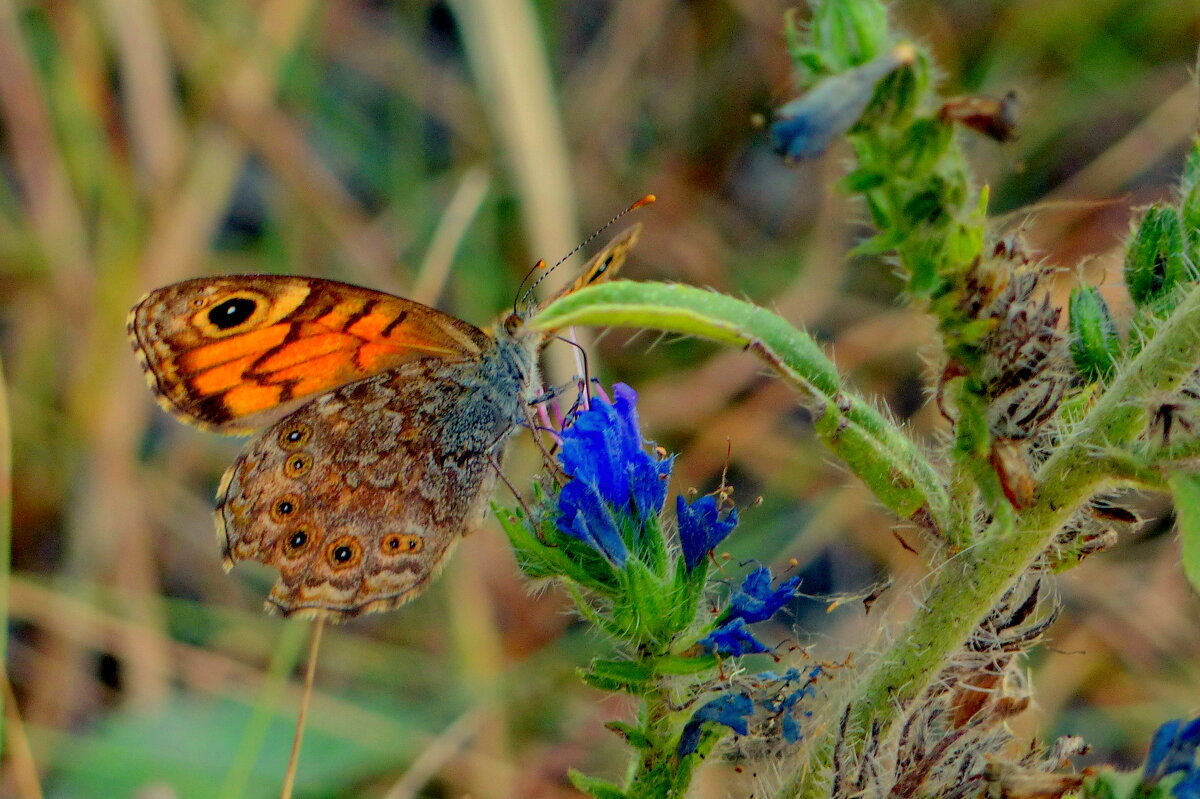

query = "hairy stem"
[779,280,1200,799]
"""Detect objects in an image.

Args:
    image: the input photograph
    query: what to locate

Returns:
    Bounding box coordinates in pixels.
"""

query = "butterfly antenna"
[514,194,655,312]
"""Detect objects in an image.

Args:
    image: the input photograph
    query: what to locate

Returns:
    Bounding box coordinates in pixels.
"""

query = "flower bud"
[1124,205,1190,307]
[810,0,890,68]
[1068,286,1121,382]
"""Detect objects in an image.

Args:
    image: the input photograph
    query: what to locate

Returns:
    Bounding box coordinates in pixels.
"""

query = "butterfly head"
[502,310,526,335]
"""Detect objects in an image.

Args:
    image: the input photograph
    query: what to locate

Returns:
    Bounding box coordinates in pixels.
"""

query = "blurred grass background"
[1,0,1199,797]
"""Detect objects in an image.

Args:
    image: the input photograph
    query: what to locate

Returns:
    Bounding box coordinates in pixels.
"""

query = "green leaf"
[1168,470,1200,593]
[840,168,888,192]
[529,281,950,537]
[493,504,619,594]
[580,659,656,693]
[568,769,629,799]
[605,721,652,749]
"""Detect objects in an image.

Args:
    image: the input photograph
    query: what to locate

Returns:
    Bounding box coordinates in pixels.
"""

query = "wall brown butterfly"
[128,224,640,620]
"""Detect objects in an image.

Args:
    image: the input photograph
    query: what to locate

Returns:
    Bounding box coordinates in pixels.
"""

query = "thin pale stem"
[280,617,325,799]
[1,672,43,799]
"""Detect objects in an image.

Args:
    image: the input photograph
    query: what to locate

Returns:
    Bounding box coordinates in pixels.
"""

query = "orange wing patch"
[129,276,491,433]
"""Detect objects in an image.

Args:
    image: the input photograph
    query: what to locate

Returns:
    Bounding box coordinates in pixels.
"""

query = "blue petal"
[677,494,739,571]
[699,618,769,656]
[1146,717,1200,782]
[781,713,802,743]
[1175,770,1200,799]
[677,694,754,757]
[557,384,671,525]
[560,401,628,508]
[727,567,800,625]
[558,480,629,566]
[770,48,910,162]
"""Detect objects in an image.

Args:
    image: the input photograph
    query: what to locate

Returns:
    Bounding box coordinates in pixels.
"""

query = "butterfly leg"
[488,453,552,545]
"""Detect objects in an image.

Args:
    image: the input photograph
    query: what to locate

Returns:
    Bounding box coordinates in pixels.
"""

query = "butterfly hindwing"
[215,351,531,620]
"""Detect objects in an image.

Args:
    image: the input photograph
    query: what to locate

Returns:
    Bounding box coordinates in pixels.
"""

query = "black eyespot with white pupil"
[283,452,313,478]
[277,423,312,450]
[208,298,257,329]
[334,546,353,562]
[289,531,308,548]
[277,500,294,514]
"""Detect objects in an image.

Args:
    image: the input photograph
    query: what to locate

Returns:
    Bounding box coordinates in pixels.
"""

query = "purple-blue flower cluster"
[555,384,740,572]
[1144,717,1200,799]
[557,384,671,566]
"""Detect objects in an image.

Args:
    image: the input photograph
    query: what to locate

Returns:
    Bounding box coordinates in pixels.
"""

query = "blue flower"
[677,694,754,757]
[771,44,914,162]
[677,494,739,571]
[556,384,672,566]
[726,567,800,625]
[1144,717,1200,798]
[699,618,769,656]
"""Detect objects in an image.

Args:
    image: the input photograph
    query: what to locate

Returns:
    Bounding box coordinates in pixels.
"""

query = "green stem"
[779,280,1200,799]
[625,686,690,799]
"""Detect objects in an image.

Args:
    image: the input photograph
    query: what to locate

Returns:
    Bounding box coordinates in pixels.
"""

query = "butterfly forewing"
[128,276,490,433]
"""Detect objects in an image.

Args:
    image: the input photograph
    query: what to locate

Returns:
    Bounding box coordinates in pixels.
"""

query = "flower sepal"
[617,556,687,646]
[495,503,621,596]
[670,554,709,634]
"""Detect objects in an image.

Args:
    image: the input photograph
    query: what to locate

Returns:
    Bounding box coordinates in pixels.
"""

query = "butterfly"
[128,224,641,621]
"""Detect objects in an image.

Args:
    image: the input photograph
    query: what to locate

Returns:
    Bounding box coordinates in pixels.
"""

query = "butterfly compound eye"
[208,297,257,330]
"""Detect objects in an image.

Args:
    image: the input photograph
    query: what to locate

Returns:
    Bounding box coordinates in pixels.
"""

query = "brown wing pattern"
[214,346,531,620]
[127,275,491,433]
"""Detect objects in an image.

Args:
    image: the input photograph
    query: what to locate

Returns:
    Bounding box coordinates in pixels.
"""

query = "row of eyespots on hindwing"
[270,420,425,568]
